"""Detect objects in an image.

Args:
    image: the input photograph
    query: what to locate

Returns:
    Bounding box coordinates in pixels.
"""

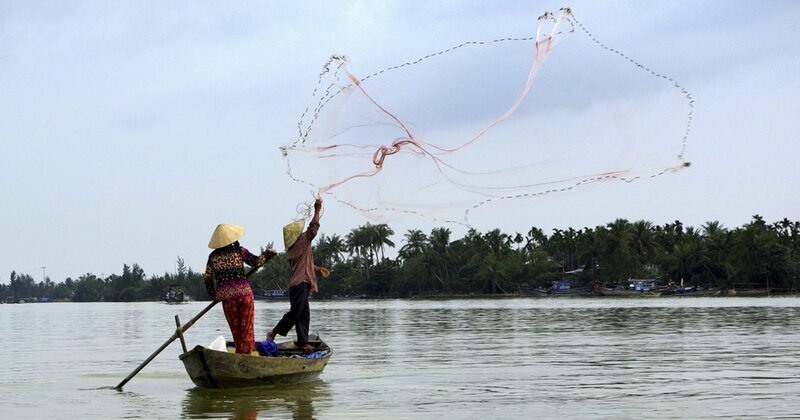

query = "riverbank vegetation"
[3,215,798,302]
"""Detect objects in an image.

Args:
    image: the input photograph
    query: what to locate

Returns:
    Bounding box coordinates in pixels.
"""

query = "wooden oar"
[114,263,263,390]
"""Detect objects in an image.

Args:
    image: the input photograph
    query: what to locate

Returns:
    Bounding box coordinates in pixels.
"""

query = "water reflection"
[181,381,330,420]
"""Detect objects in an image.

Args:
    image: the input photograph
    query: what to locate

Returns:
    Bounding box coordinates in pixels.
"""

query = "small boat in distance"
[727,288,769,297]
[550,280,592,297]
[671,286,722,297]
[165,286,189,304]
[255,289,288,300]
[598,285,662,297]
[179,335,332,388]
[518,285,549,297]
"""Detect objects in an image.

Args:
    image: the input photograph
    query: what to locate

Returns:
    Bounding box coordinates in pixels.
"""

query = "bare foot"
[266,331,276,341]
[301,343,316,353]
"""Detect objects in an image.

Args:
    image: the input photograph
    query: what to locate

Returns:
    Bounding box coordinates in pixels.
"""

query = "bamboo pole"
[114,300,218,390]
[174,315,188,353]
[114,264,262,390]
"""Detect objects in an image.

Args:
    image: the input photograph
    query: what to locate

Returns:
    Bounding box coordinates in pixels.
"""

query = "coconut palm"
[316,233,347,266]
[429,227,452,289]
[525,226,546,251]
[702,220,726,237]
[346,225,373,280]
[371,223,396,262]
[399,229,428,261]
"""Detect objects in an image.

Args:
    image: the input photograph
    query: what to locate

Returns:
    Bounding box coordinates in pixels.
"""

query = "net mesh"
[282,8,692,227]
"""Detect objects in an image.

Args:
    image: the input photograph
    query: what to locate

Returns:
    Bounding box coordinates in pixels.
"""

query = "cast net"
[282,8,692,227]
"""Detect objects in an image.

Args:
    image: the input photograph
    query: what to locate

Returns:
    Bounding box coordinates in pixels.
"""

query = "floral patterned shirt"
[204,245,269,301]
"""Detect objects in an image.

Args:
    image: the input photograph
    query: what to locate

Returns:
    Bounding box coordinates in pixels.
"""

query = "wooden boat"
[671,286,722,297]
[179,336,332,388]
[165,286,189,304]
[728,288,769,297]
[518,285,549,297]
[598,286,661,297]
[547,280,593,297]
[254,289,288,300]
[553,287,594,297]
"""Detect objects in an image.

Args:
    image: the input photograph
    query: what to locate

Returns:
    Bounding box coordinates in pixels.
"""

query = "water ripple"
[2,298,800,418]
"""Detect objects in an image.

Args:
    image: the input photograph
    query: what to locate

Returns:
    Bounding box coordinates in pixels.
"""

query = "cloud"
[1,1,798,282]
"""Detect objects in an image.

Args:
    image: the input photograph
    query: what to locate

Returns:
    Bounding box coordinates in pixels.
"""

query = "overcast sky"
[2,0,799,284]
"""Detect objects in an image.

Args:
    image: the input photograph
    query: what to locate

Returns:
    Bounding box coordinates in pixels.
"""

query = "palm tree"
[479,229,513,293]
[548,228,564,263]
[429,227,452,290]
[346,225,373,280]
[484,229,510,256]
[595,219,635,283]
[316,233,347,266]
[702,220,725,237]
[513,232,524,251]
[631,220,654,256]
[670,239,708,283]
[630,220,657,276]
[371,224,396,262]
[430,228,451,250]
[563,228,579,270]
[728,216,783,291]
[525,226,546,251]
[549,228,580,271]
[701,221,729,287]
[399,229,428,261]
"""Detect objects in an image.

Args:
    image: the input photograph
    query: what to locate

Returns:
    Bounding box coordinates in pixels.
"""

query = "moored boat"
[518,285,549,297]
[727,288,769,297]
[549,280,592,297]
[179,335,332,388]
[254,289,288,300]
[671,286,722,297]
[598,286,661,297]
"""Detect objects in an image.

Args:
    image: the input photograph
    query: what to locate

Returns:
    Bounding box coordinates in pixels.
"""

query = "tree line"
[3,215,798,302]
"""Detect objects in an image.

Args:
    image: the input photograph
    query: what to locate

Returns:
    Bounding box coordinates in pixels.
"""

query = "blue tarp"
[255,340,279,357]
[290,351,327,359]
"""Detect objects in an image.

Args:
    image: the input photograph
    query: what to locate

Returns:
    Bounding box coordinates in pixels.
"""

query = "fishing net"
[282,8,692,227]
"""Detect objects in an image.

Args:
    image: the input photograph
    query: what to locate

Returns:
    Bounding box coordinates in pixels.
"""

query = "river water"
[2,297,799,419]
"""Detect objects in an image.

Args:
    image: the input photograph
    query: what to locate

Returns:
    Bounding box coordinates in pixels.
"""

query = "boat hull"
[180,343,331,388]
[518,286,549,297]
[598,288,662,297]
[728,289,769,297]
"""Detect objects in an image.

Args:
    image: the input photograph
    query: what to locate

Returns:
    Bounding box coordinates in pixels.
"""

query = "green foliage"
[6,216,800,301]
[72,274,106,302]
[251,252,290,295]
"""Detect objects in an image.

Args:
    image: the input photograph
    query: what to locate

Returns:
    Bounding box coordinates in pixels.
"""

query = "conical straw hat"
[283,220,305,250]
[208,224,245,249]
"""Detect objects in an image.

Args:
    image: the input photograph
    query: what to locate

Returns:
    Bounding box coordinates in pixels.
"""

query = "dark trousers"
[273,282,310,343]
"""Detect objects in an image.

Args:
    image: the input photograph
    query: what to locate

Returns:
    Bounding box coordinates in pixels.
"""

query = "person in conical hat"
[267,198,330,352]
[204,223,277,354]
[208,224,245,249]
[282,220,305,250]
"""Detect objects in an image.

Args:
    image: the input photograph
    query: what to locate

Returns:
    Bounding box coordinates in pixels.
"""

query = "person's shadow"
[181,381,330,420]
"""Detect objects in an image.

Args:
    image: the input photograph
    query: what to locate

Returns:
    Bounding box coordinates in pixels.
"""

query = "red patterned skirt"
[222,294,255,354]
